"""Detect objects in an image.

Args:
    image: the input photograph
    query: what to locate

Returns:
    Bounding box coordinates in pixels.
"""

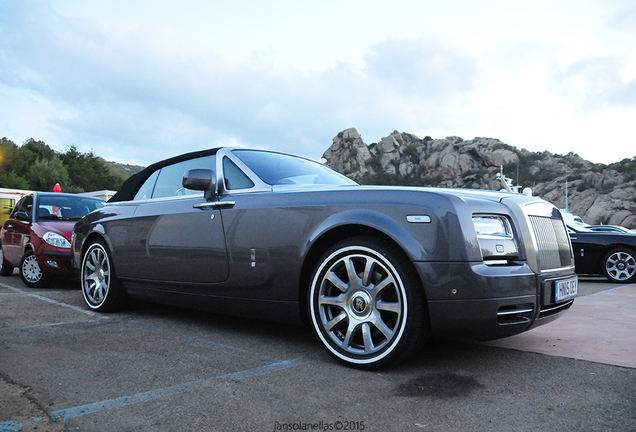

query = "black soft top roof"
[109,148,219,202]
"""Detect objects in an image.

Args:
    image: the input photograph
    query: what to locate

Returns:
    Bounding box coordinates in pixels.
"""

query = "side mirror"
[183,169,216,200]
[14,211,30,222]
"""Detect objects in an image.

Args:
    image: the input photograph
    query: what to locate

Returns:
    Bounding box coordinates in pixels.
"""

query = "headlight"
[43,232,72,249]
[472,215,518,263]
[472,215,513,238]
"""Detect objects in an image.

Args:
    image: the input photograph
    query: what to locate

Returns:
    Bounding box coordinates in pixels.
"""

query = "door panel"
[1,219,21,264]
[2,196,33,265]
[117,197,229,284]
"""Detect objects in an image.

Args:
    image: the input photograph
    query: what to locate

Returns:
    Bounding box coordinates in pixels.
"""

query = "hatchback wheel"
[81,240,125,312]
[309,236,428,369]
[602,248,636,283]
[0,248,15,276]
[20,250,50,288]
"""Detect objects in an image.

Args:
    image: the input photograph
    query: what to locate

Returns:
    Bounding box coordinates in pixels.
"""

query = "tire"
[308,236,428,369]
[0,248,15,276]
[20,250,51,288]
[80,240,125,312]
[602,248,636,283]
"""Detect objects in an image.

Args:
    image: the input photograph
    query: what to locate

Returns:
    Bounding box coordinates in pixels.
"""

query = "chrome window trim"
[118,193,205,206]
[216,148,272,196]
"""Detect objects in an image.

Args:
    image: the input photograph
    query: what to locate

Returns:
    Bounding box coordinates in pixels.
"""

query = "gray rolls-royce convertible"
[71,147,578,368]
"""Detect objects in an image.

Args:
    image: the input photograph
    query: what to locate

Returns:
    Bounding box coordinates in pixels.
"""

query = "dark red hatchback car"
[0,192,105,287]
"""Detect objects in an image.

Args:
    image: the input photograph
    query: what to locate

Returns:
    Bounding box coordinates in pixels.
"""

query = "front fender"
[308,208,426,261]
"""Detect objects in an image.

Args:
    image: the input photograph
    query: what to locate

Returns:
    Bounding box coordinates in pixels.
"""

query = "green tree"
[60,145,126,191]
[0,171,30,189]
[0,138,21,175]
[8,139,57,176]
[23,138,56,160]
[0,138,129,192]
[28,156,70,191]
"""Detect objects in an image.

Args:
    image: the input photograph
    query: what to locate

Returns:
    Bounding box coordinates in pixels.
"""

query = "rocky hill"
[323,128,636,228]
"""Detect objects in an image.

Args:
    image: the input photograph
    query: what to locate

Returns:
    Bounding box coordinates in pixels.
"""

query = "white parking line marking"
[50,354,318,421]
[4,320,103,331]
[0,282,102,317]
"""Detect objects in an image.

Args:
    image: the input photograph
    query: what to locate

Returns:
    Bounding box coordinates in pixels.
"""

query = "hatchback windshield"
[37,196,105,222]
[233,150,357,186]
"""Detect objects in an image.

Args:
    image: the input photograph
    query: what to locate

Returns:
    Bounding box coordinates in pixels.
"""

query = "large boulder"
[323,128,636,228]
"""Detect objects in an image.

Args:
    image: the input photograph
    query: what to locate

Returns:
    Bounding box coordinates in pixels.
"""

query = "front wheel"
[81,240,125,312]
[20,250,50,288]
[602,248,636,283]
[309,236,428,369]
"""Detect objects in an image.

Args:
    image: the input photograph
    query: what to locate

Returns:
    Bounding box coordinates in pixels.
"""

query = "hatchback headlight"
[43,232,72,249]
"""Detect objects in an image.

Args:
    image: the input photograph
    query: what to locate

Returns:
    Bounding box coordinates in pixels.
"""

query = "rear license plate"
[555,277,578,301]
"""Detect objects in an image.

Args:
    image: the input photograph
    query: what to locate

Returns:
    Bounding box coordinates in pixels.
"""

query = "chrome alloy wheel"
[21,253,43,284]
[310,245,407,365]
[605,250,636,282]
[81,242,112,308]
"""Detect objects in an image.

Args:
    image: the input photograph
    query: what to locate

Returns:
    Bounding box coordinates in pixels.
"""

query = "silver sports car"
[72,147,577,368]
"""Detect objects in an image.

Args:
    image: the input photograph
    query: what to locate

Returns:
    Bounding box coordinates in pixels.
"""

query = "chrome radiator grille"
[528,215,573,271]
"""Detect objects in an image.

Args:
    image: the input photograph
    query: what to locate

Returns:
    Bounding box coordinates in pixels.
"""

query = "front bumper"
[414,262,576,340]
[38,250,74,275]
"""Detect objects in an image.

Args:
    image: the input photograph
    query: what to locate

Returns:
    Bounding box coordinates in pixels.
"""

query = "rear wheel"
[309,236,428,369]
[0,248,15,276]
[602,248,636,283]
[20,250,50,288]
[81,240,126,312]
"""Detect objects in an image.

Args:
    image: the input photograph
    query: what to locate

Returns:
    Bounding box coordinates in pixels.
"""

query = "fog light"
[46,260,59,268]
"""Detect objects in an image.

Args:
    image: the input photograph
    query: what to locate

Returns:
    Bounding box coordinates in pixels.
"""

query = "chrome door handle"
[193,201,236,210]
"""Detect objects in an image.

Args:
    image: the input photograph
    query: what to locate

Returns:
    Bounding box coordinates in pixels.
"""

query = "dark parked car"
[71,148,577,368]
[567,223,636,283]
[587,224,636,234]
[1,192,105,287]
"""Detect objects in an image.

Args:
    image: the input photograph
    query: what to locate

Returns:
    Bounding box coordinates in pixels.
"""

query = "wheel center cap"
[618,262,626,270]
[353,296,366,312]
[350,292,371,316]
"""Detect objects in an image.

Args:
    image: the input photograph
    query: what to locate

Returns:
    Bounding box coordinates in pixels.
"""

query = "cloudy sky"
[1,0,635,167]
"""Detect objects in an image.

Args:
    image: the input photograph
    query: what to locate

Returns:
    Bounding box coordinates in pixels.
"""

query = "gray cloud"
[552,56,634,112]
[3,1,633,167]
[610,79,636,108]
[1,2,486,165]
[609,5,636,30]
[364,37,479,99]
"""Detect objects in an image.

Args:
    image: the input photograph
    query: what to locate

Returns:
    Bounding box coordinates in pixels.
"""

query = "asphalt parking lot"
[1,274,635,432]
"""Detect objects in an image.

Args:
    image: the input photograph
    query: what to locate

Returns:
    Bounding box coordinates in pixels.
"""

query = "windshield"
[37,196,105,222]
[232,150,357,186]
[566,222,594,233]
